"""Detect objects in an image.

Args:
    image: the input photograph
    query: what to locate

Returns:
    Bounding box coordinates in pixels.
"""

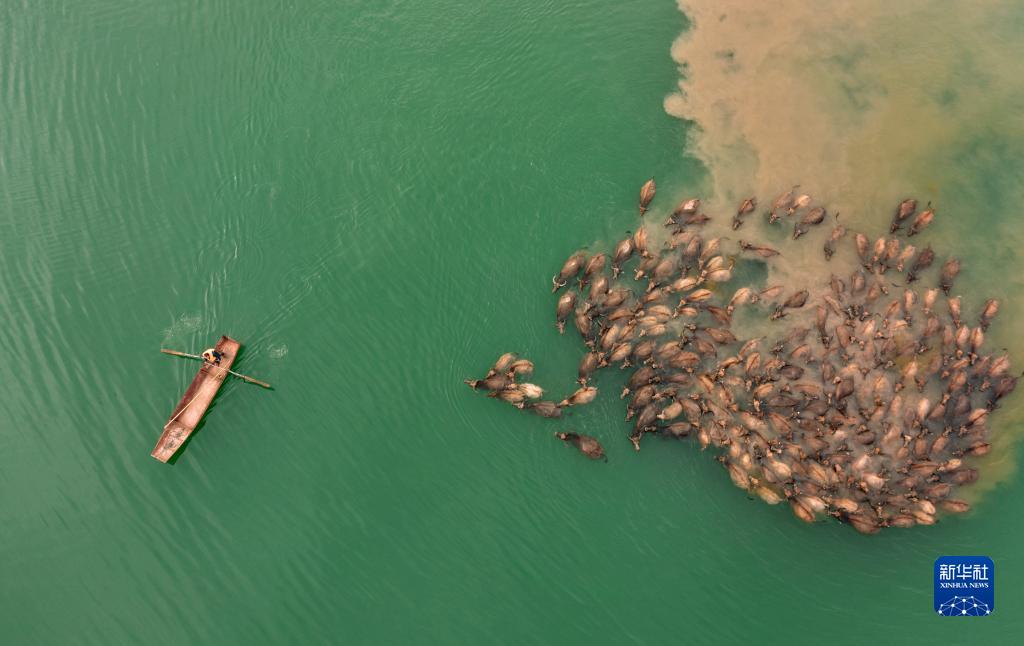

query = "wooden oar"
[160,349,273,389]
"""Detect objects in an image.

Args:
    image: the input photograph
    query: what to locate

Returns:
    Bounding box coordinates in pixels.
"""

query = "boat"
[152,335,241,462]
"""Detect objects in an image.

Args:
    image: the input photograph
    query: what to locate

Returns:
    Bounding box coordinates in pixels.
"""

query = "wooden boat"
[152,335,241,462]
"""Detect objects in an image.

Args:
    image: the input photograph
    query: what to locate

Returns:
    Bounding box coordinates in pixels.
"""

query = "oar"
[160,349,273,389]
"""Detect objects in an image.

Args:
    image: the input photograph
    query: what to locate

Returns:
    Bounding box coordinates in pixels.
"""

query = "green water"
[1,1,1022,643]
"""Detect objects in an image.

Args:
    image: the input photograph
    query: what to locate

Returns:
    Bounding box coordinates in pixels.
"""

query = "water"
[0,1,1021,643]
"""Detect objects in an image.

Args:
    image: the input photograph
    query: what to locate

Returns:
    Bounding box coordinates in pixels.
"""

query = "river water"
[1,1,1021,643]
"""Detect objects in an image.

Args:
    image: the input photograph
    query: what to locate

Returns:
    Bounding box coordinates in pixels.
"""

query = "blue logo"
[934,556,994,616]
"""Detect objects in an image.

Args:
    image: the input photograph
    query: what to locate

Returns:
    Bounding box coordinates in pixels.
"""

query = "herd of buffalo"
[465,179,1015,533]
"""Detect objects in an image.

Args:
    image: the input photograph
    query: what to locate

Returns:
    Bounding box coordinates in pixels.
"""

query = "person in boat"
[201,348,224,365]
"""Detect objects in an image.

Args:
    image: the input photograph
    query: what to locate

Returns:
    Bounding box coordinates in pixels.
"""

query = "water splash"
[161,312,204,344]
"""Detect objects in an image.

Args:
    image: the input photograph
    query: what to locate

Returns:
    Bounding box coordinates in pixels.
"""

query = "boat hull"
[152,335,240,462]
